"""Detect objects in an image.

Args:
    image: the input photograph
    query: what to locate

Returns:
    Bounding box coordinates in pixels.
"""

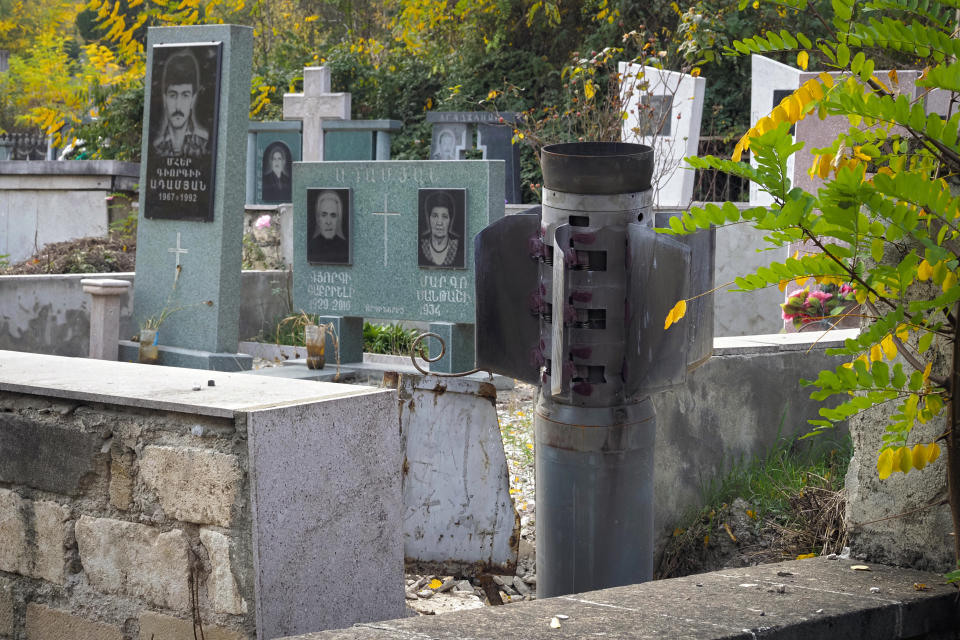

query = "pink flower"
[254,214,271,229]
[807,290,833,303]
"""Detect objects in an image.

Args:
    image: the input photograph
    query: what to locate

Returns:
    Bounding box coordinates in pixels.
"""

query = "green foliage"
[362,321,421,356]
[665,0,960,558]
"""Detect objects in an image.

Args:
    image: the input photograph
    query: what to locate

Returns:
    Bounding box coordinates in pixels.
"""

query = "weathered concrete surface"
[0,580,13,636]
[200,527,248,615]
[0,489,70,584]
[0,350,379,418]
[651,331,855,553]
[0,270,289,358]
[0,413,104,495]
[139,445,241,527]
[284,558,960,640]
[391,373,517,576]
[246,390,406,639]
[74,515,191,611]
[0,160,138,264]
[25,603,124,640]
[139,611,247,640]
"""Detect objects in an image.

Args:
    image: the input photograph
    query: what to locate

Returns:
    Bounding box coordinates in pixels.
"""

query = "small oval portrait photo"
[418,188,466,269]
[307,188,351,265]
[261,142,292,203]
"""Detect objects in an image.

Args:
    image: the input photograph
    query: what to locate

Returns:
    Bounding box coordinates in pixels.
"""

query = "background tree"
[665,0,960,575]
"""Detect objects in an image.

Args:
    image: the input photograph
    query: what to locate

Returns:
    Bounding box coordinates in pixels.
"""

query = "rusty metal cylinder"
[534,397,655,597]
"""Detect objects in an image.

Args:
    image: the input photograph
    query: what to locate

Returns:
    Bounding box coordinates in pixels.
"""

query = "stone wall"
[0,350,406,640]
[0,391,255,639]
[0,270,292,358]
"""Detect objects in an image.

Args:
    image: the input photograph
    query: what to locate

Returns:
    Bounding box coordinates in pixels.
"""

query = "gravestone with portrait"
[292,160,506,373]
[619,63,705,209]
[119,25,254,370]
[426,111,522,204]
[247,120,301,204]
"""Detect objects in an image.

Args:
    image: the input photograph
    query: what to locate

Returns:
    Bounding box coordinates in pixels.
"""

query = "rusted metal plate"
[474,213,542,384]
[388,373,519,576]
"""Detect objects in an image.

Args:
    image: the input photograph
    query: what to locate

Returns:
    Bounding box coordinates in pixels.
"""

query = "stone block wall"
[0,391,255,639]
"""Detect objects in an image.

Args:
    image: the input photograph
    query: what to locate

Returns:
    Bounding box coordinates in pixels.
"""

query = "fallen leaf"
[914,583,929,591]
[724,522,737,542]
[428,578,443,590]
[796,553,817,560]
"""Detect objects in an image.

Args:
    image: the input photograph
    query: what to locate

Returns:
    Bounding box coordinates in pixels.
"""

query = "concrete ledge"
[117,340,254,372]
[284,558,960,639]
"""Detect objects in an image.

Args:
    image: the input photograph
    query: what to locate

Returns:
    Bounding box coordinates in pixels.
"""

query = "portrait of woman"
[418,189,466,269]
[261,142,292,203]
[307,188,351,265]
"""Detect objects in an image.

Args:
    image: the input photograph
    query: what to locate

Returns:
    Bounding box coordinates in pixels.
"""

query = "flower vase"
[305,323,326,370]
[138,329,160,364]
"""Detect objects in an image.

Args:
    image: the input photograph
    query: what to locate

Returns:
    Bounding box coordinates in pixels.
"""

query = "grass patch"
[657,435,852,579]
[251,313,422,357]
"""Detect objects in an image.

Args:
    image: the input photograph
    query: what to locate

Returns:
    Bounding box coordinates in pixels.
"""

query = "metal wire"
[409,332,483,377]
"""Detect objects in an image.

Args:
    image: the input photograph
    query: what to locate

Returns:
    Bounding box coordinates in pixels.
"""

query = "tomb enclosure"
[619,63,705,209]
[292,160,506,373]
[121,25,254,371]
[0,351,405,639]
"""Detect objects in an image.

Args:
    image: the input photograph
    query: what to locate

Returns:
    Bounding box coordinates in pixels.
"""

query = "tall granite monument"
[122,25,254,370]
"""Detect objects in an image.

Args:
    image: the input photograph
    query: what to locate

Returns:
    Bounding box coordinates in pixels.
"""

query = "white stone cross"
[371,193,401,267]
[167,232,188,268]
[283,67,351,161]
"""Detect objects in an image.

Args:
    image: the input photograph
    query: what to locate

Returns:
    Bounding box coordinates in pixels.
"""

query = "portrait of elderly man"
[152,48,210,158]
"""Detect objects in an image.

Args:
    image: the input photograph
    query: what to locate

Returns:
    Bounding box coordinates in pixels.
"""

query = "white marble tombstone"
[619,63,705,208]
[749,55,802,206]
[283,66,351,162]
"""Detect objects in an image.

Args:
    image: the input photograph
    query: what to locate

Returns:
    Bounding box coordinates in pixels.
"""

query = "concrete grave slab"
[281,558,960,640]
[0,349,405,639]
[323,119,402,161]
[620,63,705,208]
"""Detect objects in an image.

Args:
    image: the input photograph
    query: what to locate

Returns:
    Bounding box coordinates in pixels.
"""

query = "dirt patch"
[2,234,136,275]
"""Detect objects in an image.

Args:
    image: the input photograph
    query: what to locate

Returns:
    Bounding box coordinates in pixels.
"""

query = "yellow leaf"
[673,527,685,537]
[897,446,912,473]
[877,448,895,479]
[942,271,957,292]
[584,80,596,100]
[928,442,942,463]
[896,324,909,342]
[912,443,929,470]
[869,343,883,362]
[887,69,899,88]
[881,334,897,360]
[691,67,701,77]
[664,299,688,329]
[732,138,746,162]
[818,72,835,88]
[487,89,498,100]
[428,578,443,589]
[304,15,318,22]
[797,50,809,71]
[922,361,932,382]
[796,553,817,560]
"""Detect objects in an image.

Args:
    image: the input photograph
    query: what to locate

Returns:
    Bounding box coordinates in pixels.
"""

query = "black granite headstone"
[143,42,222,221]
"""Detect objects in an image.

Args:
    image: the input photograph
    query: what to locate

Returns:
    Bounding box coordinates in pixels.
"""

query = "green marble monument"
[292,160,505,373]
[120,24,254,371]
